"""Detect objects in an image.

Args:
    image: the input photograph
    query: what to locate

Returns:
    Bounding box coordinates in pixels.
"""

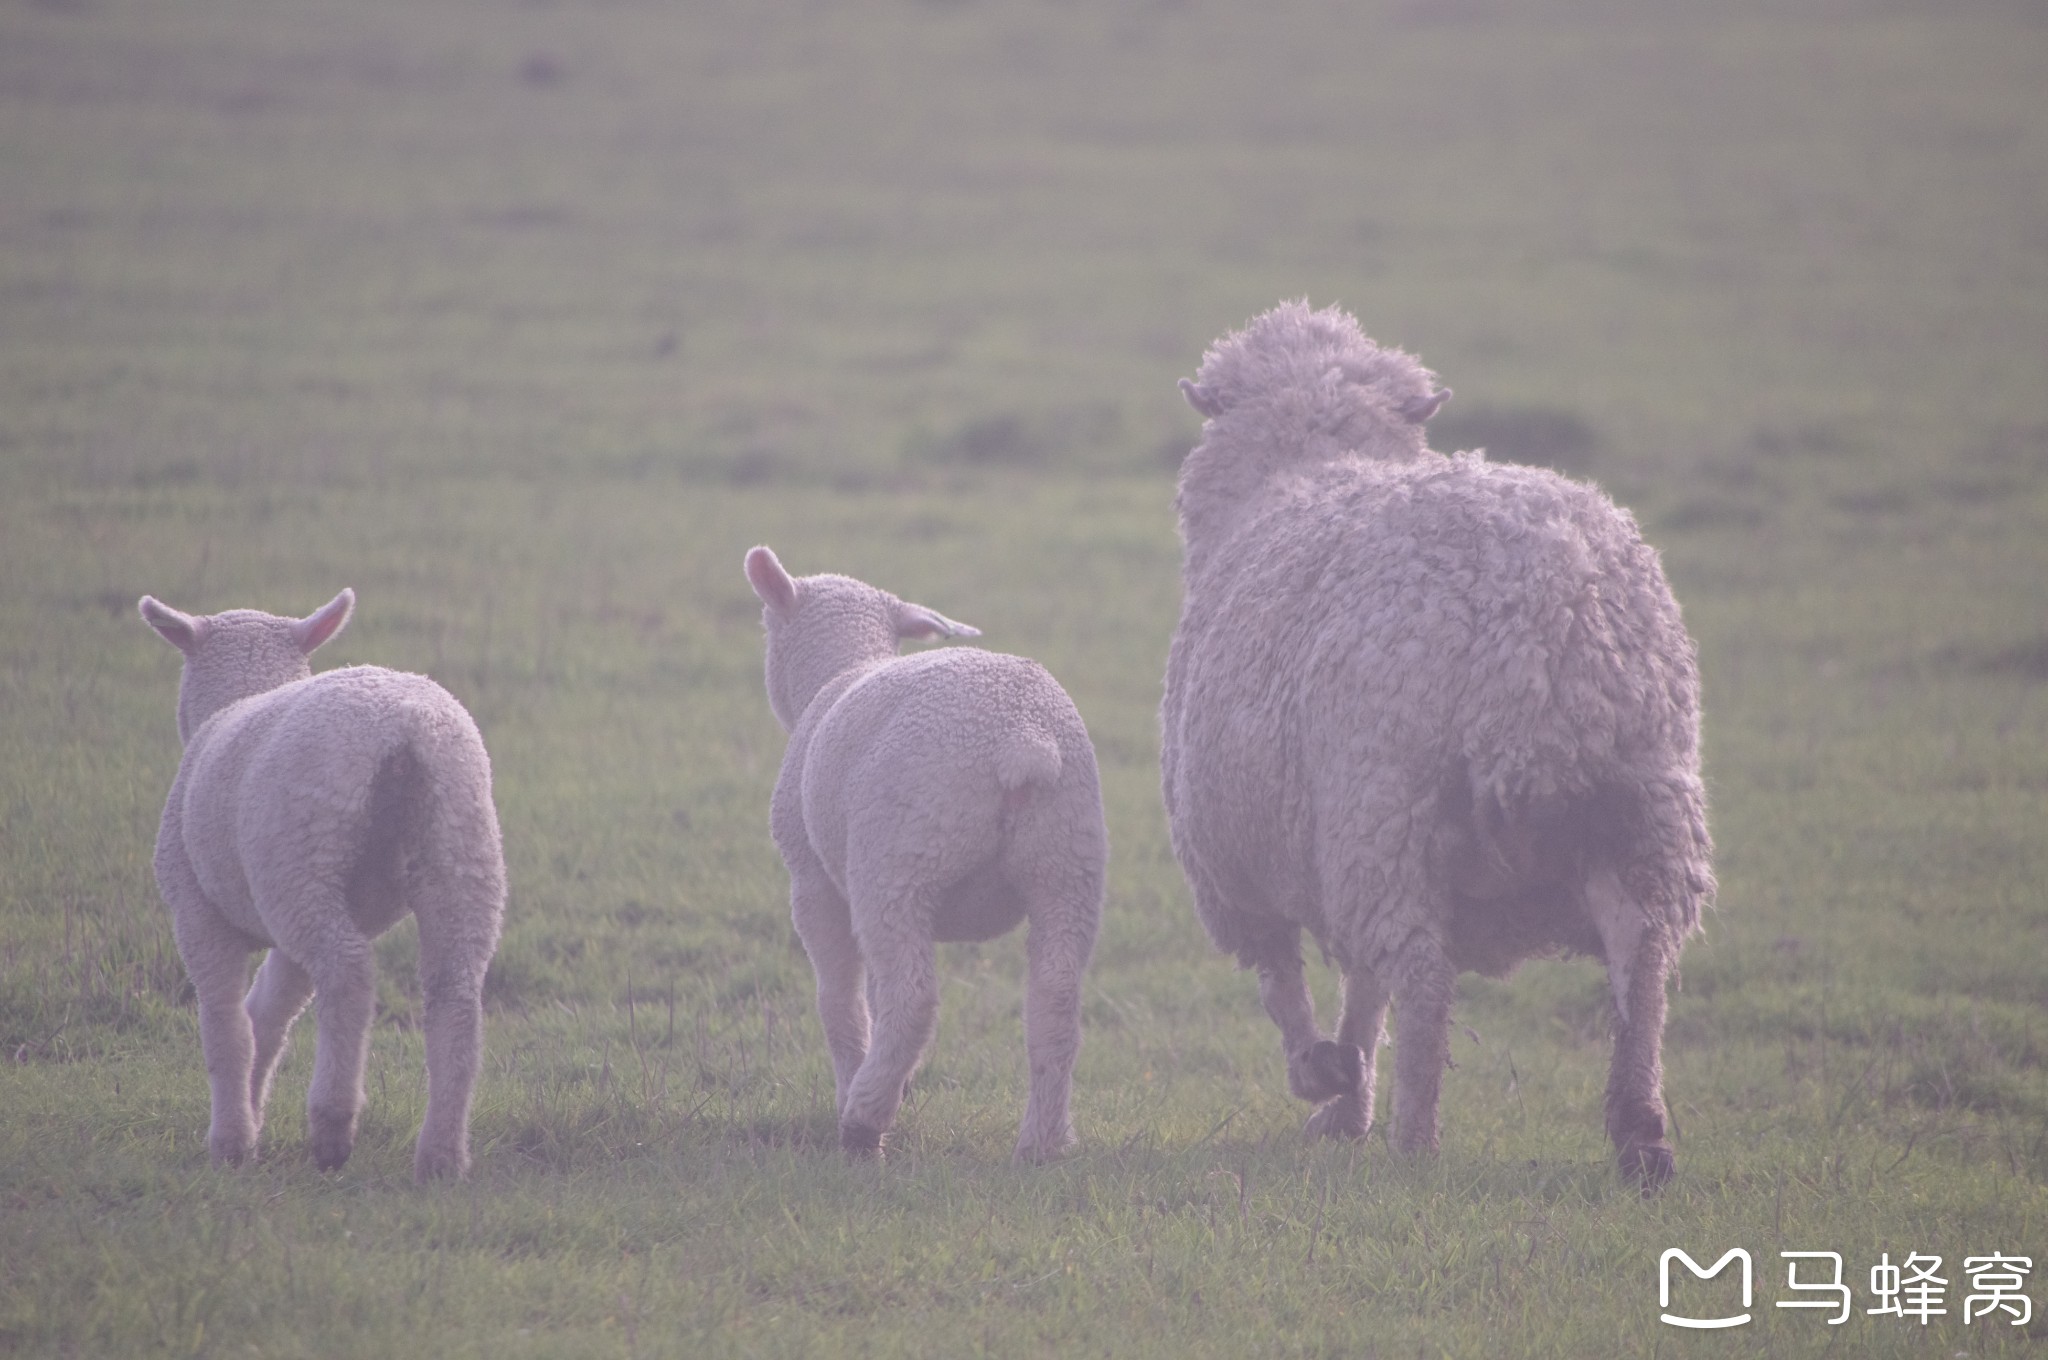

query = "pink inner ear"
[745,547,798,611]
[294,591,354,654]
[142,600,204,654]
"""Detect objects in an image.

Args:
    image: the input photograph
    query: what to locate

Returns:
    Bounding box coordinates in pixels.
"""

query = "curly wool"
[141,590,505,1182]
[1163,301,1712,1184]
[746,548,1106,1164]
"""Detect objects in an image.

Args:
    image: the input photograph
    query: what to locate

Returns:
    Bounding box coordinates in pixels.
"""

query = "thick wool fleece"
[141,590,505,1182]
[746,547,1106,1163]
[1163,302,1712,1186]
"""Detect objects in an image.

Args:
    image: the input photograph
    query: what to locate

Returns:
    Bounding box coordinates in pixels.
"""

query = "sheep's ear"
[1179,377,1225,419]
[139,596,206,654]
[1400,387,1452,424]
[291,589,354,655]
[744,546,799,612]
[895,602,980,642]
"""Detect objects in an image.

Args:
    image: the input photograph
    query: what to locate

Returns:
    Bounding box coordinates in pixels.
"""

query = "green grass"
[4,0,2048,1354]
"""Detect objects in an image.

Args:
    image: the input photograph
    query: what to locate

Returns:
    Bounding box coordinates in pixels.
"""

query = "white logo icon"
[1661,1248,1753,1329]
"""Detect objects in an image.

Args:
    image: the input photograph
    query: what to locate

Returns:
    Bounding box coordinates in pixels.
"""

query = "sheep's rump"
[795,648,1099,943]
[176,666,496,947]
[1163,453,1708,967]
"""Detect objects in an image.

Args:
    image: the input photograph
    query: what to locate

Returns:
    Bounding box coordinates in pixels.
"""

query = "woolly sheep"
[1164,302,1713,1186]
[745,547,1107,1163]
[140,590,506,1181]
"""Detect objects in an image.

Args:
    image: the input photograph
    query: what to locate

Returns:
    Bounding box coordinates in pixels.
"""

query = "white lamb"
[1164,302,1713,1186]
[744,547,1107,1163]
[140,589,506,1181]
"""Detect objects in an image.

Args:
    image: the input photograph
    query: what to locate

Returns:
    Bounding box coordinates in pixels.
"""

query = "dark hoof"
[309,1108,357,1172]
[840,1121,885,1161]
[1620,1140,1674,1192]
[209,1134,256,1168]
[1292,1041,1365,1102]
[1303,1096,1371,1142]
[413,1144,470,1183]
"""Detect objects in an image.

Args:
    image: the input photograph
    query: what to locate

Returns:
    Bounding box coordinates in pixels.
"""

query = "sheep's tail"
[996,728,1063,792]
[1465,772,1579,895]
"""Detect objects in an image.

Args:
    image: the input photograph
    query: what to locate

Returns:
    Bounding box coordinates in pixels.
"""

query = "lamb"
[744,547,1107,1163]
[139,589,506,1181]
[1163,301,1713,1187]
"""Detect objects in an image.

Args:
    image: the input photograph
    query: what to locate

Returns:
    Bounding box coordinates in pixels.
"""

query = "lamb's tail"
[996,727,1063,793]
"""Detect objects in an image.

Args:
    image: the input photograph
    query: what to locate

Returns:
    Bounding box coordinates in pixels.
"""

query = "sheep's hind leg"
[1388,939,1456,1157]
[413,906,493,1182]
[1305,964,1389,1142]
[1013,876,1101,1164]
[245,950,314,1138]
[173,911,259,1167]
[1589,867,1677,1190]
[839,899,939,1159]
[302,930,378,1172]
[791,868,868,1116]
[1251,929,1362,1107]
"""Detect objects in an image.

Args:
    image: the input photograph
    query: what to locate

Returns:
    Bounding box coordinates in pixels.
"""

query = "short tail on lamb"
[996,729,1063,792]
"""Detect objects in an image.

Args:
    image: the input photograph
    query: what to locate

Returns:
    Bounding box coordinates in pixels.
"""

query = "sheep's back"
[1166,455,1700,919]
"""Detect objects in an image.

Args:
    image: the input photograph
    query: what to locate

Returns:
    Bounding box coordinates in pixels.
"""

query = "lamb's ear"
[895,602,980,642]
[1400,387,1452,424]
[139,596,206,654]
[744,546,799,612]
[1179,377,1225,419]
[291,589,354,655]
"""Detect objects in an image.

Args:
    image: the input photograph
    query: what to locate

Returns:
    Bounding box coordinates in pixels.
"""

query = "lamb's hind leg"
[790,865,868,1116]
[1305,964,1389,1141]
[838,891,940,1159]
[301,926,378,1172]
[1014,869,1102,1164]
[413,900,497,1182]
[245,950,314,1137]
[172,911,259,1166]
[1589,866,1677,1189]
[1248,928,1363,1109]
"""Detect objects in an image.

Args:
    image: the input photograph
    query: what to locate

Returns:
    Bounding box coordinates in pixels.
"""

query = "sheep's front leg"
[1389,943,1456,1157]
[1589,867,1676,1190]
[304,932,378,1172]
[839,899,939,1159]
[1305,964,1389,1142]
[245,949,314,1137]
[1251,930,1362,1106]
[173,911,259,1167]
[790,867,867,1114]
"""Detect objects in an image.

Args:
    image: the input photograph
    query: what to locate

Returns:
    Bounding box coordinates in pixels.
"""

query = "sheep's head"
[744,546,978,731]
[1178,300,1449,465]
[140,590,354,744]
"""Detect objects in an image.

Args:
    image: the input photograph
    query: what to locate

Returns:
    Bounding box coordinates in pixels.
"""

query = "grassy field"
[4,0,2047,1354]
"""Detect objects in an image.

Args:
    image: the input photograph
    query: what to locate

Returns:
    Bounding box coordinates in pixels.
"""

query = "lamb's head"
[139,590,354,744]
[744,546,979,731]
[1177,302,1449,516]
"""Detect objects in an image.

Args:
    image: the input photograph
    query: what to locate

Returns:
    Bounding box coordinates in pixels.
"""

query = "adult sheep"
[140,590,505,1181]
[1163,302,1713,1187]
[745,547,1106,1163]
